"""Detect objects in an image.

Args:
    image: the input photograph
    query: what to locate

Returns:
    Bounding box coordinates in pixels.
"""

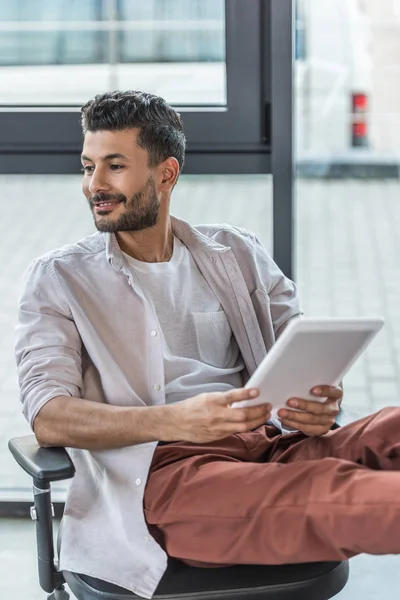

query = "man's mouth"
[93,199,123,212]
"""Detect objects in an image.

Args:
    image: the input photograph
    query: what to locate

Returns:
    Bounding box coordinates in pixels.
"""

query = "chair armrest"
[8,435,74,594]
[8,435,75,483]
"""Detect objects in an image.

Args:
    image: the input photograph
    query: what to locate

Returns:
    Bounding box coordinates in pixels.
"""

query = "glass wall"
[0,0,226,105]
[295,0,400,596]
[295,0,400,418]
[295,0,400,162]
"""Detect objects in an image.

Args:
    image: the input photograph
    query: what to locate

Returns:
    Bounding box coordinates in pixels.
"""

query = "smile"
[94,200,122,211]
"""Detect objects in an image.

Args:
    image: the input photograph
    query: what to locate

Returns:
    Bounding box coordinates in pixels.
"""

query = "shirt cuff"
[267,409,298,435]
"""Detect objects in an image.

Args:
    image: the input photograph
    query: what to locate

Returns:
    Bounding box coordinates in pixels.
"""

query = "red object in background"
[351,93,369,147]
[352,122,368,137]
[352,93,368,112]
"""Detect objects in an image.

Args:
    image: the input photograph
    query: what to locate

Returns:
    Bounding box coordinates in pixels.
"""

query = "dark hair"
[81,90,186,172]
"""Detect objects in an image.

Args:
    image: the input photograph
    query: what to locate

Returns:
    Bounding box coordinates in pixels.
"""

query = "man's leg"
[144,407,400,566]
[267,406,400,471]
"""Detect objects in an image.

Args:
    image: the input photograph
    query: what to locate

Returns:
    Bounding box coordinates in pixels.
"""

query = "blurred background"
[1,1,400,598]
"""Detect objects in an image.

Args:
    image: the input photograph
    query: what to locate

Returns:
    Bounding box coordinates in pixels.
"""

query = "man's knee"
[373,406,400,421]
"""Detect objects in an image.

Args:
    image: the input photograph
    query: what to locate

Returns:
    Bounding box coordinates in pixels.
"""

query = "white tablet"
[232,317,384,410]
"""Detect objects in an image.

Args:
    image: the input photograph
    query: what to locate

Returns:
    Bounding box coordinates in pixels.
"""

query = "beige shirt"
[15,216,302,598]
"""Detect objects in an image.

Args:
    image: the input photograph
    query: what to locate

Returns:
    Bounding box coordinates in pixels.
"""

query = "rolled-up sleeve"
[15,259,83,428]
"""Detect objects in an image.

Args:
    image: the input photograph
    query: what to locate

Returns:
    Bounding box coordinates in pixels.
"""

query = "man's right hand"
[165,388,271,444]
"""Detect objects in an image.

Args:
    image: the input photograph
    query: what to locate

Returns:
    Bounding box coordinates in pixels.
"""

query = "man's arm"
[17,260,271,450]
[249,233,303,336]
[33,395,173,449]
[33,389,272,450]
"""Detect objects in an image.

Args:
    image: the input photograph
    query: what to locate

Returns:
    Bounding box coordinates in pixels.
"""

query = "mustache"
[89,193,127,206]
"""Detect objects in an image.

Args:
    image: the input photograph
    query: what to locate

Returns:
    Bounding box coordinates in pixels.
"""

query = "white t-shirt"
[123,236,244,403]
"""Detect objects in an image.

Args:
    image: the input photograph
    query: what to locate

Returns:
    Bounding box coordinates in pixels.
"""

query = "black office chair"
[8,435,349,600]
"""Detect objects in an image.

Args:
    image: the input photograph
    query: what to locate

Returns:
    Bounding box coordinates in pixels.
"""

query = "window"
[0,0,272,175]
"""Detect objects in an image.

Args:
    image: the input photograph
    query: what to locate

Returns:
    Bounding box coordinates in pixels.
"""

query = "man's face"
[81,128,160,232]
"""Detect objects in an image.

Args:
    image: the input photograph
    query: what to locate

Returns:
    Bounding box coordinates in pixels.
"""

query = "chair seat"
[64,558,349,600]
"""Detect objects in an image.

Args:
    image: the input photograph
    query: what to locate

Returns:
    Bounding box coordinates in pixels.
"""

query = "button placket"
[148,313,164,402]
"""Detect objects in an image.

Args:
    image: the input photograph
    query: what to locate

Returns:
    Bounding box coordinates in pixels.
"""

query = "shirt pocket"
[192,310,233,368]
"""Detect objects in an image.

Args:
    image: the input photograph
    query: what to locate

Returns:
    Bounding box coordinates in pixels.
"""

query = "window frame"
[0,0,272,174]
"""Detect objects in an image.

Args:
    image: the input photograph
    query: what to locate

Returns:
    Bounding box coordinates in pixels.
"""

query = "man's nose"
[88,169,110,194]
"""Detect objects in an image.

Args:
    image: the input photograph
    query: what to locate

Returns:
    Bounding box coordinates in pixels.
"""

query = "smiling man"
[82,134,161,234]
[15,90,400,598]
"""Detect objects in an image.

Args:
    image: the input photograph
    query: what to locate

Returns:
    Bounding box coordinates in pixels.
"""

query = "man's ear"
[159,157,180,190]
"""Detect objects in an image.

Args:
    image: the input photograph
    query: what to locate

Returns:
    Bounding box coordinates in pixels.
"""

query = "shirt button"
[151,330,157,337]
[153,384,161,391]
[135,478,142,486]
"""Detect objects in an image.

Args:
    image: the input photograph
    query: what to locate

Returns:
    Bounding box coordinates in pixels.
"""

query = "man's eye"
[110,164,124,170]
[81,165,94,174]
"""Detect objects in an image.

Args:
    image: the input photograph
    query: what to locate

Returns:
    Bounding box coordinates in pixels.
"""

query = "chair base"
[47,585,70,599]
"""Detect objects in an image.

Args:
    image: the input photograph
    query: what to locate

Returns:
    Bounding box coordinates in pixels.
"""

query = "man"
[15,90,400,599]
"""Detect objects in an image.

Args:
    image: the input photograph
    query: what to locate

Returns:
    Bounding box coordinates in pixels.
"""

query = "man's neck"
[116,217,174,263]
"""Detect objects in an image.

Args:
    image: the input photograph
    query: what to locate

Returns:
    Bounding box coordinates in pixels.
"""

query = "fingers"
[223,389,272,428]
[278,393,340,437]
[230,403,272,424]
[283,396,340,415]
[213,387,260,406]
[311,385,343,400]
[278,409,336,427]
[206,388,271,428]
[235,414,273,433]
[279,400,339,426]
[278,418,332,437]
[225,389,271,421]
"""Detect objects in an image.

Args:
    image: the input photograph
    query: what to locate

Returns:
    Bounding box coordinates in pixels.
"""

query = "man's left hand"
[277,385,343,436]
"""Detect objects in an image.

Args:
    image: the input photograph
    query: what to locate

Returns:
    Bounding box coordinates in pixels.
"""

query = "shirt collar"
[170,215,229,253]
[104,231,125,272]
[103,215,229,273]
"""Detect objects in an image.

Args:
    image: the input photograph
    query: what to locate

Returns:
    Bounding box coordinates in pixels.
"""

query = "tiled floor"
[1,175,400,598]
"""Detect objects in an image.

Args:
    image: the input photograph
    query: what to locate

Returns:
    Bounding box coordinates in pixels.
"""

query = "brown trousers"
[144,407,400,567]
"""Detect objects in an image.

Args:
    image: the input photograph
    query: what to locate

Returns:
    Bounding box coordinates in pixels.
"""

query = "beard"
[89,176,160,233]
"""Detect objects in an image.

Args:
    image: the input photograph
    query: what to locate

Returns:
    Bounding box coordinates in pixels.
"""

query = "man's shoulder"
[31,232,105,268]
[192,222,257,250]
